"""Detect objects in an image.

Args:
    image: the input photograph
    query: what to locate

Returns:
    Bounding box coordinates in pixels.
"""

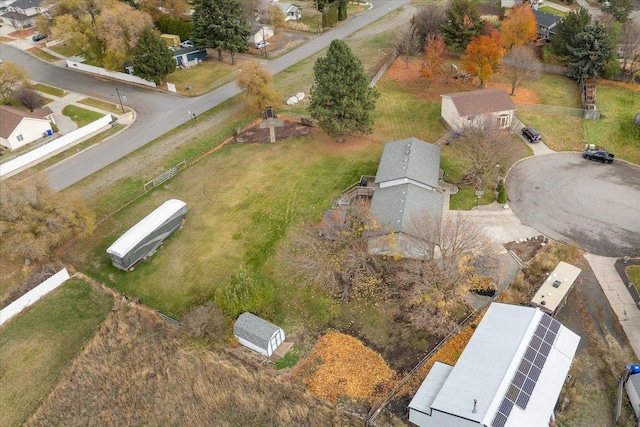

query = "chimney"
[472,399,478,414]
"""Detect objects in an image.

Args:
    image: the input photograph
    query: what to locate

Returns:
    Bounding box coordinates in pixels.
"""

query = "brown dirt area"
[228,115,318,145]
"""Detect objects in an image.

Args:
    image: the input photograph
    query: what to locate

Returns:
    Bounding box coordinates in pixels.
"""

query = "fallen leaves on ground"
[290,332,397,405]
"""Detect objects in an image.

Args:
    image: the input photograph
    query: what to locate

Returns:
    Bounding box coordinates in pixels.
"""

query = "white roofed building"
[409,302,580,427]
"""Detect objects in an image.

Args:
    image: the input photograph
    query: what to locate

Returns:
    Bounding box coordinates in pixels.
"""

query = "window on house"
[16,134,24,142]
[498,114,509,128]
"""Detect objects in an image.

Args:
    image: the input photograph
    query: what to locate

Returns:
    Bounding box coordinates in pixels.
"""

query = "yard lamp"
[115,88,125,113]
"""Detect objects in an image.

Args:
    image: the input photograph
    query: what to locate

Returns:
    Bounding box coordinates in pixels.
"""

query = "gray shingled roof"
[233,312,281,351]
[370,183,443,234]
[9,0,44,9]
[441,89,516,117]
[374,137,441,188]
[534,10,562,29]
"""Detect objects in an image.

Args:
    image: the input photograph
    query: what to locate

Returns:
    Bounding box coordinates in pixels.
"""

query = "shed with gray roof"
[233,312,285,357]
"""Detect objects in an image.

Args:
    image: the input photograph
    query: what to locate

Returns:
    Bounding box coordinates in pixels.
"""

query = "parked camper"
[106,199,187,271]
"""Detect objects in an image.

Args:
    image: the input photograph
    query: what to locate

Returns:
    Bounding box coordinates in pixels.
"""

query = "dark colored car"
[32,33,47,42]
[521,127,541,143]
[583,149,614,163]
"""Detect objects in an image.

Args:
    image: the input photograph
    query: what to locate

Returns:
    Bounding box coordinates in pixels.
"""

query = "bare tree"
[14,86,46,112]
[411,4,446,41]
[398,211,499,335]
[268,4,286,34]
[0,174,95,262]
[396,26,423,68]
[619,20,640,74]
[503,45,541,95]
[278,200,388,301]
[0,61,30,103]
[454,121,518,188]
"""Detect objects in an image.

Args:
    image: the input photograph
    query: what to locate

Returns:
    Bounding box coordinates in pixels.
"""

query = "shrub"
[497,179,507,204]
[214,264,274,318]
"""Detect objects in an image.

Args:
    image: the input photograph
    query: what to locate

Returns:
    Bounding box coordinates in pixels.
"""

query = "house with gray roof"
[368,138,443,258]
[441,89,516,131]
[233,312,285,357]
[273,2,301,21]
[1,0,48,29]
[534,10,562,40]
[409,302,580,427]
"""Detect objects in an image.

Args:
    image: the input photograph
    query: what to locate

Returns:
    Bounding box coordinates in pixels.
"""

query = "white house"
[440,89,516,131]
[0,105,54,151]
[249,23,274,44]
[233,312,285,357]
[368,138,444,258]
[408,302,580,427]
[273,2,302,21]
[0,0,48,29]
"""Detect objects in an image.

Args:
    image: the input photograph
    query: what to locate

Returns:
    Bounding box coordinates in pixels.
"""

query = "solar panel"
[499,398,514,416]
[540,341,552,357]
[535,323,546,339]
[540,314,552,327]
[549,318,561,333]
[534,353,547,369]
[516,391,531,409]
[544,329,557,344]
[524,347,536,362]
[529,365,542,381]
[514,371,526,387]
[507,384,519,401]
[518,358,532,375]
[493,412,508,427]
[523,378,536,395]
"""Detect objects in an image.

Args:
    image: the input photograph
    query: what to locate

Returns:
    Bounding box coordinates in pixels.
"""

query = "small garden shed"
[233,312,285,357]
[106,199,187,271]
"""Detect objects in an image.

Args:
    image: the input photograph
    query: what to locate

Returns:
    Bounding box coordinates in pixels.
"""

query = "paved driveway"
[506,153,640,257]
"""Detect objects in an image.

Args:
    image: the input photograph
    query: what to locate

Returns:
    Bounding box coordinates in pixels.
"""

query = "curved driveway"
[1,0,409,191]
[506,153,640,257]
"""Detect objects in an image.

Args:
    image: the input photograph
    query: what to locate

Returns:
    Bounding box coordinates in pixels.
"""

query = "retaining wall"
[65,60,156,88]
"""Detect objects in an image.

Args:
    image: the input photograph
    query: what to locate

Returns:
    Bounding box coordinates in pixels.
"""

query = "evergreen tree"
[550,8,590,60]
[603,0,633,23]
[191,0,249,63]
[566,22,611,81]
[309,40,379,142]
[131,26,175,84]
[440,0,486,53]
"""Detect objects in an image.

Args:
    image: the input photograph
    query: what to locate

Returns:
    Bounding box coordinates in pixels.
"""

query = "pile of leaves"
[290,332,397,405]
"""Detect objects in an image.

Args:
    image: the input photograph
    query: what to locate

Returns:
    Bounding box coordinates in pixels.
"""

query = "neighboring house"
[501,0,544,9]
[249,23,274,44]
[172,47,207,67]
[368,138,444,258]
[409,302,580,427]
[0,0,48,29]
[233,312,285,357]
[534,10,561,40]
[273,2,302,21]
[0,105,54,151]
[440,89,516,131]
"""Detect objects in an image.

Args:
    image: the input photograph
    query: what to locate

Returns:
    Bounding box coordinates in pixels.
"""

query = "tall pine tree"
[550,8,591,60]
[131,27,175,84]
[440,0,486,53]
[309,40,379,142]
[191,0,249,64]
[566,22,611,81]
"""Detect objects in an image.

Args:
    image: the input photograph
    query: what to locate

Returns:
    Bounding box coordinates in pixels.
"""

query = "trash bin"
[46,129,53,136]
[360,176,368,187]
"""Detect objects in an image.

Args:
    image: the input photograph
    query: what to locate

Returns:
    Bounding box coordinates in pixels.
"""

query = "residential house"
[409,302,580,427]
[249,23,274,45]
[534,10,561,40]
[368,138,444,258]
[0,105,54,150]
[172,46,207,67]
[0,0,49,29]
[440,89,516,131]
[273,2,302,21]
[501,0,544,9]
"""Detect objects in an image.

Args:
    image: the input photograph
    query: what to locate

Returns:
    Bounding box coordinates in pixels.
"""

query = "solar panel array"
[491,314,561,427]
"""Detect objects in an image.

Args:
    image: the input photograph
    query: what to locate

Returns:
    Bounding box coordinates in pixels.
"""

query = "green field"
[628,265,640,293]
[78,97,128,115]
[0,280,113,427]
[32,83,66,97]
[61,105,105,127]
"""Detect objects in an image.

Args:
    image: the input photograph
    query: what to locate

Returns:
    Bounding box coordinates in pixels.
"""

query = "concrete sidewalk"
[585,253,640,359]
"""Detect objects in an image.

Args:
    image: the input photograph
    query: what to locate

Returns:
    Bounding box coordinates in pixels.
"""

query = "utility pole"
[115,88,124,113]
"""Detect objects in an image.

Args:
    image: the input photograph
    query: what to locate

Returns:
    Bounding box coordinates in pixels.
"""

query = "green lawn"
[49,43,83,58]
[32,83,66,97]
[78,97,128,115]
[627,265,640,293]
[27,47,60,63]
[0,280,113,427]
[538,6,568,16]
[61,105,105,127]
[165,61,238,96]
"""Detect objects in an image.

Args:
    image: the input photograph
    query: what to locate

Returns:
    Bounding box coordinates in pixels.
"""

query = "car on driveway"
[584,148,614,163]
[521,127,541,143]
[255,41,270,49]
[180,40,194,48]
[32,33,47,42]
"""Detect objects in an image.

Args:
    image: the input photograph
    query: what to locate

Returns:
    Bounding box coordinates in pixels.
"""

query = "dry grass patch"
[27,301,358,426]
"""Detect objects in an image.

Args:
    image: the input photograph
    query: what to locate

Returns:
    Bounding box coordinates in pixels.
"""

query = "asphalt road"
[506,154,640,257]
[2,0,410,191]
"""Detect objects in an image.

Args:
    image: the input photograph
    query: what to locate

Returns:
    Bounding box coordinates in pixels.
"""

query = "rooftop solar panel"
[493,412,508,427]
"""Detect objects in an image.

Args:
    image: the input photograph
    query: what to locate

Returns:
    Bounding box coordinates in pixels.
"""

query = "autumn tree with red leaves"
[501,4,537,48]
[421,33,447,87]
[462,31,505,87]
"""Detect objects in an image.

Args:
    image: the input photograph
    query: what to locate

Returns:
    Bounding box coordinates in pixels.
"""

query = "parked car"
[180,40,194,48]
[32,33,47,42]
[521,127,541,143]
[255,41,270,49]
[583,148,614,163]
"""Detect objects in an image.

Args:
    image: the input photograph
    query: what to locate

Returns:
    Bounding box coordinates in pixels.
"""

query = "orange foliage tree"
[420,33,447,88]
[501,5,538,49]
[462,31,505,87]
